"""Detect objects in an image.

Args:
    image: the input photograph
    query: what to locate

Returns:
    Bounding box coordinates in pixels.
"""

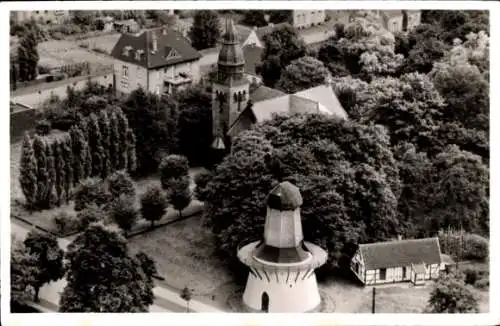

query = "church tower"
[211,17,250,151]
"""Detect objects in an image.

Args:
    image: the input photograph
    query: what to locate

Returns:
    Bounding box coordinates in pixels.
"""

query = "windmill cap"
[267,181,303,211]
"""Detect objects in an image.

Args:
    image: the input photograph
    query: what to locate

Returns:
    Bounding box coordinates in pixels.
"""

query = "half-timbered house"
[351,237,446,286]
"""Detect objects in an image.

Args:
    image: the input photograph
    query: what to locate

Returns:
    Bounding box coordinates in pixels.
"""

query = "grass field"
[38,38,115,69]
[78,33,122,54]
[128,213,237,308]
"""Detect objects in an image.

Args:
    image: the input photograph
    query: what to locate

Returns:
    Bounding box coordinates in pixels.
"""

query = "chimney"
[151,31,158,52]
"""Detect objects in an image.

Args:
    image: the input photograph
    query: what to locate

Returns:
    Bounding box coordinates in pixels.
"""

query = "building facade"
[292,10,326,29]
[350,237,446,286]
[11,10,70,24]
[378,10,422,33]
[111,27,201,96]
[237,182,328,312]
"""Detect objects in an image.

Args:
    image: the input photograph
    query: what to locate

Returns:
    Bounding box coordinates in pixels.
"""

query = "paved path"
[11,221,224,313]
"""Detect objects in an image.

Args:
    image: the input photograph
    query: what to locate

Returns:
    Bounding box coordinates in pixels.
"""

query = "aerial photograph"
[8,7,489,314]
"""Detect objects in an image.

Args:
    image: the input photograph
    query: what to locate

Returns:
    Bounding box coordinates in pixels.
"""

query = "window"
[122,65,128,78]
[379,268,387,280]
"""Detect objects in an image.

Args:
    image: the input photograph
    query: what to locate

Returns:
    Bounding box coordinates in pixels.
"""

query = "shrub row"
[439,232,489,262]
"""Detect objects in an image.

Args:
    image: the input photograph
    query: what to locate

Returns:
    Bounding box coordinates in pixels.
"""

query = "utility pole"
[371,287,376,313]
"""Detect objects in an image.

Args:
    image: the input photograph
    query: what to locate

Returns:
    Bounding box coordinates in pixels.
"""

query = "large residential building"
[210,18,347,152]
[11,10,70,24]
[111,27,202,96]
[377,10,422,33]
[292,10,326,29]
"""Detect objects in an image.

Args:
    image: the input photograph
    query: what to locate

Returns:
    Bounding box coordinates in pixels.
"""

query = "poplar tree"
[88,113,104,177]
[108,107,120,171]
[45,141,57,207]
[52,139,65,205]
[116,109,130,171]
[33,135,48,208]
[69,126,85,184]
[126,128,137,173]
[62,135,74,202]
[19,133,38,209]
[98,110,112,178]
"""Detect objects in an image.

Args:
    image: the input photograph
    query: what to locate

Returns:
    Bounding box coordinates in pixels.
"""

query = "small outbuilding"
[351,237,445,286]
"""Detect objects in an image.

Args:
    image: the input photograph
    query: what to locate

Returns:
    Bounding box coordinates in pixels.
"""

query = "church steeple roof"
[218,17,245,66]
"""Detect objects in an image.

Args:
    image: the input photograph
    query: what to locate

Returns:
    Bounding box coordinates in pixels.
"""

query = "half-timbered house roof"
[358,237,442,270]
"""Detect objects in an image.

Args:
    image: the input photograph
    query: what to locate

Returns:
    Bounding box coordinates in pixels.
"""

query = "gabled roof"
[111,28,201,69]
[235,24,254,43]
[249,85,286,103]
[243,45,263,76]
[255,23,288,40]
[293,85,348,119]
[358,237,442,270]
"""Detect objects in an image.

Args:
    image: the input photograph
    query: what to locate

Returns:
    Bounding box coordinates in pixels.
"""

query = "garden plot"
[38,39,115,69]
[78,33,121,54]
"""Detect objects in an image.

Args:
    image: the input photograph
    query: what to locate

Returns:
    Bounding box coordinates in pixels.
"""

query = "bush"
[464,268,478,285]
[109,194,138,235]
[35,120,52,135]
[140,185,168,228]
[73,178,110,211]
[76,203,107,231]
[79,43,89,49]
[51,31,64,40]
[159,154,190,190]
[474,278,489,290]
[194,170,212,202]
[52,211,79,235]
[45,75,55,82]
[38,65,51,75]
[439,232,489,262]
[107,170,136,199]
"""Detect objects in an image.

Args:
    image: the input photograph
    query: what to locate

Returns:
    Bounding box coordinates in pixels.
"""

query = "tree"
[17,30,39,82]
[107,170,136,199]
[180,286,193,312]
[168,177,192,218]
[23,231,65,302]
[59,223,154,312]
[19,133,38,209]
[109,194,138,236]
[275,56,330,94]
[72,10,97,26]
[426,275,479,313]
[204,114,401,271]
[257,24,307,88]
[76,203,107,231]
[194,171,213,202]
[33,135,50,208]
[159,154,190,190]
[173,86,213,167]
[188,10,221,50]
[404,38,449,74]
[69,125,91,184]
[73,178,110,211]
[122,88,174,175]
[430,145,489,235]
[140,185,168,228]
[242,10,267,27]
[135,251,158,280]
[11,240,39,305]
[98,110,112,178]
[52,139,66,205]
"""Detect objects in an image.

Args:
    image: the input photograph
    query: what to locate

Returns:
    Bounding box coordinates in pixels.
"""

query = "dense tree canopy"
[203,114,401,271]
[426,275,479,313]
[60,223,155,312]
[17,30,39,82]
[257,24,307,88]
[275,56,330,93]
[188,10,221,50]
[241,10,267,27]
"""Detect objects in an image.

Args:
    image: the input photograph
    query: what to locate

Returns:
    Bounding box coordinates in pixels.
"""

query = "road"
[11,221,223,313]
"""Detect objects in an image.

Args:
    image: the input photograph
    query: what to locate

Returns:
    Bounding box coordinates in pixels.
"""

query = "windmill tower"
[237,181,328,312]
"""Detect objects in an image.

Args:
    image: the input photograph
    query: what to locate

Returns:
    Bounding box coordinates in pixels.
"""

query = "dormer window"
[122,45,133,57]
[135,49,144,61]
[165,47,181,60]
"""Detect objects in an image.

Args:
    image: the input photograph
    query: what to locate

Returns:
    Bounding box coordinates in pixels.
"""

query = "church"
[210,18,348,151]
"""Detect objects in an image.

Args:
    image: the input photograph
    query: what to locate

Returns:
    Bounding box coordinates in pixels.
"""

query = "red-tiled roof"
[111,28,201,70]
[359,237,442,270]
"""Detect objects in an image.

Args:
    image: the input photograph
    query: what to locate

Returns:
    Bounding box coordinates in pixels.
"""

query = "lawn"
[37,39,115,69]
[320,261,490,313]
[128,213,238,309]
[77,33,122,55]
